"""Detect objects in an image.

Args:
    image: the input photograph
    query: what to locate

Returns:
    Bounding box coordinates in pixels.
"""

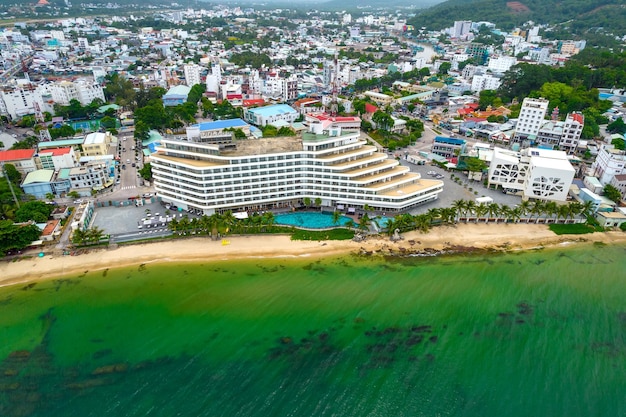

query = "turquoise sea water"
[1,243,626,417]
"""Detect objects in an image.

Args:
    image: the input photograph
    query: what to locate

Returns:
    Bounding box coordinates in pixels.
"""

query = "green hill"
[407,0,626,35]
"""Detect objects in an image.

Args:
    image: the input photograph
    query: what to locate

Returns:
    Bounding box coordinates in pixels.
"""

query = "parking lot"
[92,201,174,240]
[399,159,522,215]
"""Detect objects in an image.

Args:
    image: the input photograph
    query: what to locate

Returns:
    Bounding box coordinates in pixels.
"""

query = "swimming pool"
[274,212,353,229]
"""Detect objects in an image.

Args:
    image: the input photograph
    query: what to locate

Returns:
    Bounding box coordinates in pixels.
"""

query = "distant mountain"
[407,0,626,35]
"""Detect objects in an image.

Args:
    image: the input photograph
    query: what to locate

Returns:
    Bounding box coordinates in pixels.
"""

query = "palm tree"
[518,200,531,223]
[345,219,356,231]
[465,200,477,223]
[499,204,511,223]
[168,218,179,234]
[331,210,342,226]
[71,228,88,246]
[178,216,191,235]
[427,208,442,225]
[474,203,488,223]
[530,200,545,223]
[358,213,371,231]
[414,214,431,233]
[544,201,558,222]
[45,192,55,202]
[314,197,322,211]
[440,207,457,225]
[221,211,237,234]
[581,200,594,219]
[262,211,275,231]
[452,199,466,221]
[487,203,500,223]
[303,197,311,209]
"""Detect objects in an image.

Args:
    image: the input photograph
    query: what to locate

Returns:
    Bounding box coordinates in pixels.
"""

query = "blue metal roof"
[246,104,297,117]
[195,118,248,131]
[434,136,466,145]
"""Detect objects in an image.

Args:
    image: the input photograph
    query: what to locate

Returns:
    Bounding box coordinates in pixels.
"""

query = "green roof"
[22,169,54,185]
[58,168,71,180]
[97,104,120,113]
[38,138,84,148]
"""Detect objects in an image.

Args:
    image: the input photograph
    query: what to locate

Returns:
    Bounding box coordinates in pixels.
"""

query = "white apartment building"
[0,83,44,120]
[35,147,77,171]
[513,97,549,142]
[47,80,106,106]
[183,63,202,87]
[470,73,502,93]
[535,113,584,154]
[452,21,472,39]
[591,144,626,184]
[69,162,109,191]
[151,124,444,214]
[487,56,517,73]
[487,147,575,202]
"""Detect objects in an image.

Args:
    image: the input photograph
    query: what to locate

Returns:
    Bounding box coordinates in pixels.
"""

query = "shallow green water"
[1,243,625,417]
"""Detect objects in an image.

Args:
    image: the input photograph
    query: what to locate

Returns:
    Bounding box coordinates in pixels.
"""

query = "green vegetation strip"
[291,228,355,241]
[548,224,597,235]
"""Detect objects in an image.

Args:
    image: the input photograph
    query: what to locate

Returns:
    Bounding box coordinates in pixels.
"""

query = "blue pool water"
[274,212,353,228]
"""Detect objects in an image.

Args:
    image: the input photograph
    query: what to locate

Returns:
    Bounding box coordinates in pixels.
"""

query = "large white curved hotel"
[151,121,444,215]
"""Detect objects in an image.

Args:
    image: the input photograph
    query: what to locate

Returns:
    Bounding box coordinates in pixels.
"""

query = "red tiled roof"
[571,113,584,124]
[308,113,361,123]
[41,147,72,156]
[243,99,265,107]
[0,149,36,162]
[365,103,378,114]
[41,219,60,236]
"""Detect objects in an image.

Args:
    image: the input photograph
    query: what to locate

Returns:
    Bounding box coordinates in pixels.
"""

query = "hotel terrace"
[151,123,444,215]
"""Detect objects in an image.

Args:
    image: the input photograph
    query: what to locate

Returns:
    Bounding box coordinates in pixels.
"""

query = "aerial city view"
[1,0,626,415]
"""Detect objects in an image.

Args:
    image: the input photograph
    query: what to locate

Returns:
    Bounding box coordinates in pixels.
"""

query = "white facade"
[36,148,77,170]
[0,84,44,120]
[47,80,105,106]
[487,56,517,73]
[452,21,472,39]
[183,64,202,87]
[591,144,626,184]
[559,113,584,154]
[69,162,108,190]
[470,74,502,93]
[488,147,575,202]
[513,97,549,142]
[151,125,444,214]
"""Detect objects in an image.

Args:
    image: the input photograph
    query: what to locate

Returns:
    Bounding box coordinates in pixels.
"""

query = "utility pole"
[1,162,20,209]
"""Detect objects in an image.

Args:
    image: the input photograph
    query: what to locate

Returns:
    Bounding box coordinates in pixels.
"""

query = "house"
[39,219,61,242]
[162,85,191,107]
[0,149,37,176]
[595,210,626,228]
[431,136,467,160]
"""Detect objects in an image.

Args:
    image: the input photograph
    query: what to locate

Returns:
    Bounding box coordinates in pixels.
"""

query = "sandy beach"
[2,223,626,288]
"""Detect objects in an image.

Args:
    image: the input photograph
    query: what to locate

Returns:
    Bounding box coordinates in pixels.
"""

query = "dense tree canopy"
[0,220,42,256]
[15,201,54,223]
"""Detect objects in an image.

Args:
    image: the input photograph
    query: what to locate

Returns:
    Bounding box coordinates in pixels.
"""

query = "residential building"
[183,63,202,87]
[243,104,298,127]
[0,83,44,121]
[0,149,37,176]
[513,97,549,143]
[431,136,467,160]
[186,118,251,141]
[47,79,105,106]
[609,174,626,201]
[162,85,191,106]
[151,123,444,214]
[35,147,77,170]
[305,113,361,133]
[470,73,502,93]
[71,200,95,231]
[452,21,472,39]
[595,211,626,229]
[487,56,517,73]
[68,161,109,191]
[21,169,71,198]
[591,144,626,184]
[82,132,113,157]
[487,147,575,202]
[364,91,394,106]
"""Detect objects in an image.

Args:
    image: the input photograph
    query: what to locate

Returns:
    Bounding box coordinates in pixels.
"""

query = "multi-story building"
[610,174,626,202]
[151,123,444,214]
[20,169,71,199]
[47,79,105,106]
[82,132,113,157]
[35,147,77,171]
[305,113,361,133]
[487,147,575,202]
[591,144,626,184]
[186,119,251,142]
[0,83,44,121]
[487,56,517,73]
[452,21,472,39]
[183,63,202,87]
[559,113,584,154]
[243,104,298,127]
[431,137,467,160]
[513,97,549,143]
[68,161,109,191]
[162,85,191,106]
[0,149,37,176]
[470,73,502,93]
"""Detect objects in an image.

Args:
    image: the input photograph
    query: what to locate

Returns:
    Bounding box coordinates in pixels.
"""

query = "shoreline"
[2,223,626,289]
